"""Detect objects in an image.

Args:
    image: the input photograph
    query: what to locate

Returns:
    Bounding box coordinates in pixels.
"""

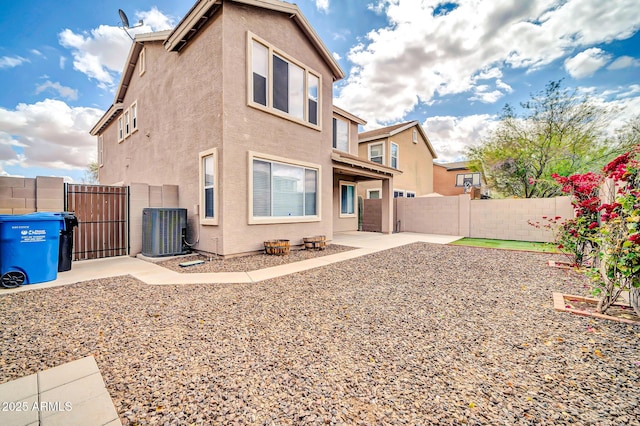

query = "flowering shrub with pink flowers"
[546,146,640,316]
[550,171,603,266]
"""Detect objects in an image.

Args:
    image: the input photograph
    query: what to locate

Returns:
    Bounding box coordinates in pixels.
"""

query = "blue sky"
[1,0,639,182]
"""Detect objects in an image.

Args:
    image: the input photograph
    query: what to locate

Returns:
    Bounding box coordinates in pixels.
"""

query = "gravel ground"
[1,242,639,425]
[157,244,355,273]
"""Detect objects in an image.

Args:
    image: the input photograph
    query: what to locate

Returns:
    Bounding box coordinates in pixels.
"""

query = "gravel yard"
[1,242,639,425]
[157,244,355,273]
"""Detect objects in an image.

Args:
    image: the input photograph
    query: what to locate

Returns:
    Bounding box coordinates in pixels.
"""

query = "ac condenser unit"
[142,208,188,257]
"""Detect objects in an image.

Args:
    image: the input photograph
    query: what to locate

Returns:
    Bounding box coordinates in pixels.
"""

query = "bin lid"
[0,212,65,225]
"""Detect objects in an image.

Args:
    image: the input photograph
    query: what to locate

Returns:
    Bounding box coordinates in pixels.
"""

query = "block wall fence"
[0,176,64,214]
[363,195,574,242]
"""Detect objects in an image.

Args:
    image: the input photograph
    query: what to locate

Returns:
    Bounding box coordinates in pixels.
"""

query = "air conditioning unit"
[142,208,188,257]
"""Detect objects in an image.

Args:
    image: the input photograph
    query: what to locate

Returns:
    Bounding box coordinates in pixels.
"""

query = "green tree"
[467,80,621,198]
[82,161,99,184]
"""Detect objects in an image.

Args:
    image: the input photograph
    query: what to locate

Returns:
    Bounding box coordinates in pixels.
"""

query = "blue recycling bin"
[0,213,65,288]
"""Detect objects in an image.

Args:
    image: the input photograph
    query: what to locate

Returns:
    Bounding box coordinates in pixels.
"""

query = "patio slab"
[0,356,118,426]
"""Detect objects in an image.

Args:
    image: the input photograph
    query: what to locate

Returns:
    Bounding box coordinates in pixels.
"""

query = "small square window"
[369,143,384,164]
[367,189,381,199]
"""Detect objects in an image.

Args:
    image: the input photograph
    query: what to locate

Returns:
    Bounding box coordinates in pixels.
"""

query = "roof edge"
[333,105,366,125]
[89,103,124,136]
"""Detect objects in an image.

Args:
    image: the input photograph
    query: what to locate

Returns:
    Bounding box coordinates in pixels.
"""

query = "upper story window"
[333,117,349,152]
[412,129,418,143]
[130,102,138,133]
[139,48,146,76]
[456,172,481,188]
[117,116,124,142]
[369,142,384,164]
[391,142,399,169]
[124,109,131,137]
[249,33,322,130]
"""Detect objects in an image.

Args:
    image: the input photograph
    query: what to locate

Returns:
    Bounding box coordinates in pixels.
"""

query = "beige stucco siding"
[100,16,225,251]
[98,2,343,256]
[214,4,334,254]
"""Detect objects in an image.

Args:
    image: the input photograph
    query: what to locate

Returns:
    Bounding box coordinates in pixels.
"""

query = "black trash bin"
[58,212,79,272]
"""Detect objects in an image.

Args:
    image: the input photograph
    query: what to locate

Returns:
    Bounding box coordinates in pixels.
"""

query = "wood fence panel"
[65,184,129,260]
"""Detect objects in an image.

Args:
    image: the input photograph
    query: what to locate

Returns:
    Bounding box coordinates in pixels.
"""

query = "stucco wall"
[0,176,64,214]
[216,4,335,255]
[97,2,341,256]
[433,164,465,196]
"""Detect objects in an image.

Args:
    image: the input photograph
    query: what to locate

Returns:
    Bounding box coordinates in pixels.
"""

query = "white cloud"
[58,8,174,88]
[35,81,79,101]
[135,7,174,31]
[0,55,29,69]
[0,99,103,171]
[564,48,612,78]
[332,52,342,61]
[425,114,498,162]
[58,26,131,88]
[607,55,640,70]
[30,49,43,57]
[337,0,640,123]
[314,0,329,12]
[59,56,66,69]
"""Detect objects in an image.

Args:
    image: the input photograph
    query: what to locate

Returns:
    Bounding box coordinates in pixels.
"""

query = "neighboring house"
[433,161,485,196]
[90,0,399,257]
[357,121,437,199]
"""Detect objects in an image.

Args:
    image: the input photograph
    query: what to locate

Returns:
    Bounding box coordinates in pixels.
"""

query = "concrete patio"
[0,231,462,294]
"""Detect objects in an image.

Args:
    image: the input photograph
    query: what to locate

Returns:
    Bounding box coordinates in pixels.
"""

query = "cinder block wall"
[469,197,573,242]
[395,195,574,242]
[0,176,64,214]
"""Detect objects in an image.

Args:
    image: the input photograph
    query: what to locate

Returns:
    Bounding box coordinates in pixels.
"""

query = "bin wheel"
[1,271,26,289]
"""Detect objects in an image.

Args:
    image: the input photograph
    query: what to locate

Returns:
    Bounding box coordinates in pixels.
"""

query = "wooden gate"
[65,184,129,260]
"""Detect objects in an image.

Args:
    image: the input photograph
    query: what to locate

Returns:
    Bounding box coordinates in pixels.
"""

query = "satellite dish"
[118,8,144,40]
[118,9,130,29]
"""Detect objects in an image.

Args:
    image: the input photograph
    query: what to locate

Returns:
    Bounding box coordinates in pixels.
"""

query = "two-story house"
[357,121,437,199]
[90,0,398,257]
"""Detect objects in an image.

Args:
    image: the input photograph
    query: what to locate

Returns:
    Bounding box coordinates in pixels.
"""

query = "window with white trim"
[252,157,319,219]
[412,129,418,143]
[333,117,349,152]
[367,189,381,199]
[249,34,322,128]
[97,135,104,167]
[139,48,146,76]
[390,142,399,169]
[369,142,384,164]
[124,109,130,137]
[131,102,138,133]
[117,116,124,142]
[340,182,356,217]
[406,191,416,198]
[394,190,405,198]
[456,172,481,187]
[199,149,218,225]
